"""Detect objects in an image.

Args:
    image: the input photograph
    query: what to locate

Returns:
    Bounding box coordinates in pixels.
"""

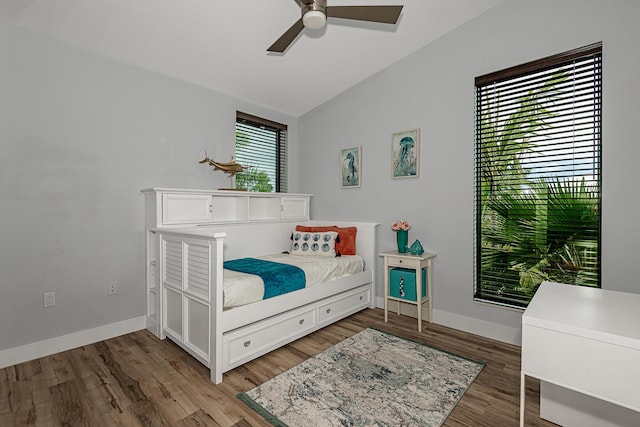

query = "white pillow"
[291,231,338,256]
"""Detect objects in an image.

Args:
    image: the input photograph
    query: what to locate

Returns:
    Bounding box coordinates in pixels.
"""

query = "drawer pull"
[399,259,403,263]
[299,319,305,325]
[359,295,363,301]
[326,308,331,314]
[243,340,251,348]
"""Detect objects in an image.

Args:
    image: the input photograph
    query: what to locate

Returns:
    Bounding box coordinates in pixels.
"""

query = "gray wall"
[2,0,639,352]
[299,0,640,342]
[0,24,299,351]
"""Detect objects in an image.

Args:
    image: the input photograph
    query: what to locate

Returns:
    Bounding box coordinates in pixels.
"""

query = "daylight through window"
[474,43,602,308]
[235,112,288,192]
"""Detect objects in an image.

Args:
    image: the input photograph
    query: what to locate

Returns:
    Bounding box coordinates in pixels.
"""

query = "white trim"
[375,296,521,345]
[433,309,521,345]
[0,316,145,369]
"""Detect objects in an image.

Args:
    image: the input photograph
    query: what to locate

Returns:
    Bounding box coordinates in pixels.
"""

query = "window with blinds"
[474,43,602,308]
[235,112,287,192]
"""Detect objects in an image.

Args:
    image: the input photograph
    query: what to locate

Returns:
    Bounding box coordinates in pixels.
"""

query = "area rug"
[237,328,484,427]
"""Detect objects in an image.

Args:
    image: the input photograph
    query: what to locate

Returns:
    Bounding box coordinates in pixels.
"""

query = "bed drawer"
[318,286,371,326]
[224,306,317,368]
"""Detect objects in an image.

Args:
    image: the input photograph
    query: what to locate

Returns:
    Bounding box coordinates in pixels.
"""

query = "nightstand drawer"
[387,257,421,269]
[389,267,427,302]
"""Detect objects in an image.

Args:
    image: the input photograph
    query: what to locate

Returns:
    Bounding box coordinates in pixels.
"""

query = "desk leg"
[520,371,525,427]
[384,259,389,323]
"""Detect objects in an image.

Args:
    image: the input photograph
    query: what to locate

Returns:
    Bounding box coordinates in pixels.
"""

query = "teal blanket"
[223,258,306,299]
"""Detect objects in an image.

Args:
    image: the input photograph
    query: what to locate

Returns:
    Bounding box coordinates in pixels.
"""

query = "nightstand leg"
[416,268,422,332]
[427,262,433,323]
[384,261,389,323]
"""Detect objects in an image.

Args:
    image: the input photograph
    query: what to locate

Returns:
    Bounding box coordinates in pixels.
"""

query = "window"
[474,43,602,308]
[235,112,288,192]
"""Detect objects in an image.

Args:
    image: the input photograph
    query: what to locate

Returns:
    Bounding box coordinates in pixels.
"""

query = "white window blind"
[235,112,288,192]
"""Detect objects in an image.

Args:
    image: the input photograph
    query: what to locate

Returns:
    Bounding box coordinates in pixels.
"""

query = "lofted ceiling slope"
[1,0,504,116]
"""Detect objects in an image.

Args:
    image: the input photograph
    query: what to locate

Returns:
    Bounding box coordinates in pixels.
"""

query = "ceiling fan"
[268,1,403,53]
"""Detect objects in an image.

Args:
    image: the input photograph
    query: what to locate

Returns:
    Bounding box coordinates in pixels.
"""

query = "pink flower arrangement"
[391,220,411,232]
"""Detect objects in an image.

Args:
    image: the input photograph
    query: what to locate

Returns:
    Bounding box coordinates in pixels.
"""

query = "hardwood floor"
[1,309,555,426]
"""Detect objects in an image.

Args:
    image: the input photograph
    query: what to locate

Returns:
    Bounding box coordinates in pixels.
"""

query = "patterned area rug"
[238,328,484,427]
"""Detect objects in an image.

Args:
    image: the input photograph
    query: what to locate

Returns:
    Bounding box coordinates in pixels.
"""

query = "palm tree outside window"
[474,43,602,308]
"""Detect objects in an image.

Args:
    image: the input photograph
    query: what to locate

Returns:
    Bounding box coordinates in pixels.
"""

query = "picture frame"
[392,128,420,179]
[340,146,362,188]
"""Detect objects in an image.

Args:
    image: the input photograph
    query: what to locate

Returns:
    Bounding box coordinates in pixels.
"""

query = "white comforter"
[223,254,364,308]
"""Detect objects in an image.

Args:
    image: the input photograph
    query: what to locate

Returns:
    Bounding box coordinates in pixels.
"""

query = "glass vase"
[396,230,408,253]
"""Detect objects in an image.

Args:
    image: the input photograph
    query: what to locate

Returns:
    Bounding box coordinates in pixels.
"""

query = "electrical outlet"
[44,292,56,308]
[107,281,118,296]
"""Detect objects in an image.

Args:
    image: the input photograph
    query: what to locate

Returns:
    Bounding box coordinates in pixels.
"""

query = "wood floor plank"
[176,409,221,427]
[94,341,173,426]
[0,308,557,426]
[0,413,16,427]
[39,353,70,388]
[50,379,90,426]
[8,380,38,426]
[0,368,13,419]
[13,359,42,383]
[230,419,253,427]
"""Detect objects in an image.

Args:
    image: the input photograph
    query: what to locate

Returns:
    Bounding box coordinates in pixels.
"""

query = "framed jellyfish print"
[340,146,361,188]
[392,129,420,179]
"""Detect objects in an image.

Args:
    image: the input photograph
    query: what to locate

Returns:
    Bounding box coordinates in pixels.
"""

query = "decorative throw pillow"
[291,231,338,256]
[295,225,357,256]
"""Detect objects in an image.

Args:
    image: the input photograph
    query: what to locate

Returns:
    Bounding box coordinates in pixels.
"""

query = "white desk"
[520,282,640,426]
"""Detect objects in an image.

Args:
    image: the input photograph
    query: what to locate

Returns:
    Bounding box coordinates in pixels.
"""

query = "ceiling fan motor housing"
[267,1,402,53]
[302,0,327,30]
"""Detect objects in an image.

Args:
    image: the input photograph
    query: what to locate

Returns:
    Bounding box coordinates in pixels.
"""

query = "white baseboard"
[0,316,146,369]
[432,308,521,345]
[374,296,521,345]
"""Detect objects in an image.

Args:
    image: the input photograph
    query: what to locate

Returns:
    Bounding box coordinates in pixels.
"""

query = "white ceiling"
[1,0,503,117]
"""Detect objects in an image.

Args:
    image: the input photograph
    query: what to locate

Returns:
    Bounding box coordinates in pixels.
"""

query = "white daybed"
[141,187,379,384]
[154,220,377,383]
[143,188,378,383]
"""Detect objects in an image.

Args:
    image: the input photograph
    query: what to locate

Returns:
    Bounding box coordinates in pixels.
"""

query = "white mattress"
[223,254,364,308]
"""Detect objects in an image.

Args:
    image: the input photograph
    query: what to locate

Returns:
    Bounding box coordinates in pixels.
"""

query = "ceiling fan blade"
[267,18,305,53]
[326,5,403,24]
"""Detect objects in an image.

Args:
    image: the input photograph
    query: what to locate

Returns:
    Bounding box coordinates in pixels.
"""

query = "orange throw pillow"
[295,225,357,256]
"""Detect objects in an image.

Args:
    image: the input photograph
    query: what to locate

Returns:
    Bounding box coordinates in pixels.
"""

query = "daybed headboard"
[194,220,378,273]
[306,220,379,274]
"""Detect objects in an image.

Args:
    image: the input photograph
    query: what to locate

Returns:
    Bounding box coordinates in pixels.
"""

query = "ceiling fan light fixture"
[303,10,327,30]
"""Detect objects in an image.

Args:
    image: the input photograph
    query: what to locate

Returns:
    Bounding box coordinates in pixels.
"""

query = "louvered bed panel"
[185,242,210,301]
[160,234,214,365]
[162,239,183,289]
